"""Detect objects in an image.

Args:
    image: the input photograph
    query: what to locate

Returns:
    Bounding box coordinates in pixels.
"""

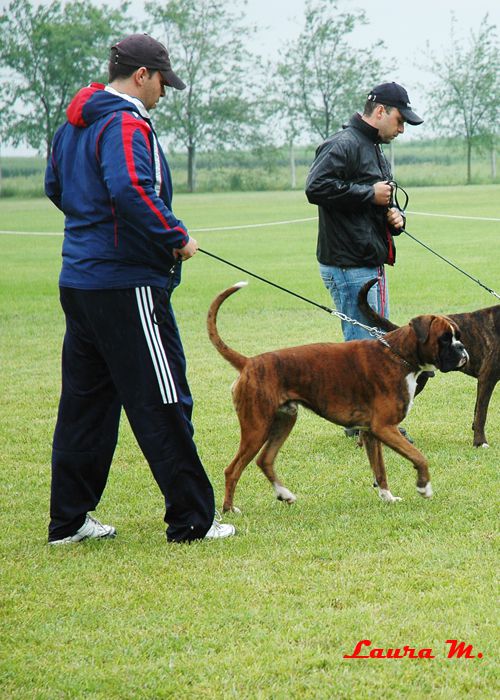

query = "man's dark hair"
[108,48,155,82]
[363,100,395,117]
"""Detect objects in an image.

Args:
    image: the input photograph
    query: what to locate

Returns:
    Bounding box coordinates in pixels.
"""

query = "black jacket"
[305,113,400,268]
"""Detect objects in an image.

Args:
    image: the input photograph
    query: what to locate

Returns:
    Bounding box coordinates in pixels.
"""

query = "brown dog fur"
[207,282,468,512]
[358,278,499,447]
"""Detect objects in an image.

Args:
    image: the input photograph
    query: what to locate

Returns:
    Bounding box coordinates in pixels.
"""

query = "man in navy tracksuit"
[45,34,235,544]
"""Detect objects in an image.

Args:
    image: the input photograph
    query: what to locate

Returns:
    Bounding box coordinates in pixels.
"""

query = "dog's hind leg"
[223,441,264,513]
[472,372,496,448]
[256,404,298,505]
[363,432,401,503]
[222,416,273,513]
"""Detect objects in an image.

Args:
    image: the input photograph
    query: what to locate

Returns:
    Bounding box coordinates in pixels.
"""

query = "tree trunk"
[187,142,196,192]
[289,139,296,189]
[466,138,472,184]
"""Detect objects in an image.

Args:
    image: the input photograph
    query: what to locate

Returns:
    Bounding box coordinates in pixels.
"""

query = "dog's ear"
[409,315,435,344]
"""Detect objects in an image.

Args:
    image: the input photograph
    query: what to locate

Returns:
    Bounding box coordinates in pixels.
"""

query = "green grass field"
[1,186,499,698]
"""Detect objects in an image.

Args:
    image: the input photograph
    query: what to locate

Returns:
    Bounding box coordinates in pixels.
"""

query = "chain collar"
[325,308,421,371]
[327,309,387,339]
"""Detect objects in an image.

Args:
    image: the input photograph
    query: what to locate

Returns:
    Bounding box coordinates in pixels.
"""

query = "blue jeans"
[319,264,389,341]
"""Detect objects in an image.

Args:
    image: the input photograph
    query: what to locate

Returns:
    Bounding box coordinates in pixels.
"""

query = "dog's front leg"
[373,425,433,498]
[363,431,401,503]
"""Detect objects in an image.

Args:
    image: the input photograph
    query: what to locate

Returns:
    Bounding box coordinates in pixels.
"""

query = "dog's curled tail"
[358,278,399,332]
[207,282,249,371]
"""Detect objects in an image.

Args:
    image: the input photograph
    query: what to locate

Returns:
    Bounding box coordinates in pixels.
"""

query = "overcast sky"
[118,0,498,115]
[3,0,499,154]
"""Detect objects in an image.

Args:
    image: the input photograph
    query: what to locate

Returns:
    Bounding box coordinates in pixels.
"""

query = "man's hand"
[174,236,198,261]
[386,207,404,230]
[372,181,393,206]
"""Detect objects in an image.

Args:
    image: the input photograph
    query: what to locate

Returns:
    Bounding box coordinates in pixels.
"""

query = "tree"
[276,0,383,147]
[424,14,499,184]
[145,0,259,192]
[0,0,129,160]
[266,63,304,189]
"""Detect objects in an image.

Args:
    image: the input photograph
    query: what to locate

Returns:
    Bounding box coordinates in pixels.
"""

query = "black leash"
[198,247,386,338]
[390,182,500,301]
[199,247,333,314]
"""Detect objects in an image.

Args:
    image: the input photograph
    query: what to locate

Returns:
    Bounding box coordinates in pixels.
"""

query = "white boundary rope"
[0,210,498,237]
[406,210,500,222]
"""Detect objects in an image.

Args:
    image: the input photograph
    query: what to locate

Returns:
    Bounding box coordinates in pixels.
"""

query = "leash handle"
[388,180,408,212]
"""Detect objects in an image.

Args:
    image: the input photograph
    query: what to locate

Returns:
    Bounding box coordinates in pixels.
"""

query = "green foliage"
[275,0,384,141]
[146,0,260,191]
[0,0,129,159]
[0,187,499,698]
[424,14,500,183]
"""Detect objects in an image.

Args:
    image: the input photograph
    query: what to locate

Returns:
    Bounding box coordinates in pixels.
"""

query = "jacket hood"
[66,82,145,127]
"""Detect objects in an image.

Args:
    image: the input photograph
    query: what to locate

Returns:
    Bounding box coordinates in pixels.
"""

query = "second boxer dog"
[208,282,469,512]
[358,278,499,447]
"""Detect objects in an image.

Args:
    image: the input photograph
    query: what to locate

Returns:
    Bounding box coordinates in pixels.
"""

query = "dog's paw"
[222,503,241,514]
[223,504,242,514]
[378,488,402,503]
[416,482,433,498]
[273,483,297,504]
[474,442,489,449]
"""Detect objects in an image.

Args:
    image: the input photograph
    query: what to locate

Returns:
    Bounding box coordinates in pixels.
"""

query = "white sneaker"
[49,513,116,545]
[204,513,236,540]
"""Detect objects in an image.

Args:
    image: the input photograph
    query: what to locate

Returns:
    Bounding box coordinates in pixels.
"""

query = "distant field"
[0,186,499,698]
[1,135,498,196]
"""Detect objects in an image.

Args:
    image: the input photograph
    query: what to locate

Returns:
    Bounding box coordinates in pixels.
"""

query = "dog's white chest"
[405,373,418,416]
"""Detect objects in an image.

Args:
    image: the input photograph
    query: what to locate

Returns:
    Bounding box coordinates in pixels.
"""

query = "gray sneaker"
[49,513,116,545]
[204,513,236,540]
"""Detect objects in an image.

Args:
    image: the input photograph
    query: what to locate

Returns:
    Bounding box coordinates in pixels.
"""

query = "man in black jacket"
[305,82,423,341]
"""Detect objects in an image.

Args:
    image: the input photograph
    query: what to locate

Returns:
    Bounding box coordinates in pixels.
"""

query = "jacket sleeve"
[305,137,374,210]
[44,132,63,211]
[99,113,189,250]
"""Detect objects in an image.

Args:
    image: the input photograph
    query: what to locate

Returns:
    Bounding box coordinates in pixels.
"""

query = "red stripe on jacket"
[121,114,187,239]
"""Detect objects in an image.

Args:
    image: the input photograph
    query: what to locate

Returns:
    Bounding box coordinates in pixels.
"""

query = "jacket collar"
[346,112,380,143]
[105,85,150,120]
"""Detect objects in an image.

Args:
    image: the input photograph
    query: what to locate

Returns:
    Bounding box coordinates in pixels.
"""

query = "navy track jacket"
[45,83,188,289]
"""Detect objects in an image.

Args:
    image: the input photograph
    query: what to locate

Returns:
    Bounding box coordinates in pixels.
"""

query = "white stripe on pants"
[135,286,178,404]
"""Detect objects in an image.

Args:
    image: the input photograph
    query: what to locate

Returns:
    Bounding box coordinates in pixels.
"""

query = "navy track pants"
[49,286,215,542]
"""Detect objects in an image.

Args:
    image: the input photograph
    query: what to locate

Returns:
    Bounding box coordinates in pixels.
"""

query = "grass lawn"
[0,186,499,698]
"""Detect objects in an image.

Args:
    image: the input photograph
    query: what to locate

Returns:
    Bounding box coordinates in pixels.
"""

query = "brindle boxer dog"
[207,282,469,512]
[358,278,499,447]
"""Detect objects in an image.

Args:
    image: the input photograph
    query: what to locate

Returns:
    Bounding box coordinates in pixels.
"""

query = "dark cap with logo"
[367,82,423,125]
[111,33,186,90]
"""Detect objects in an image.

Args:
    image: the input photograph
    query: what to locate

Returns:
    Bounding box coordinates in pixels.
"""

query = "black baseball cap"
[111,33,186,90]
[367,82,423,125]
